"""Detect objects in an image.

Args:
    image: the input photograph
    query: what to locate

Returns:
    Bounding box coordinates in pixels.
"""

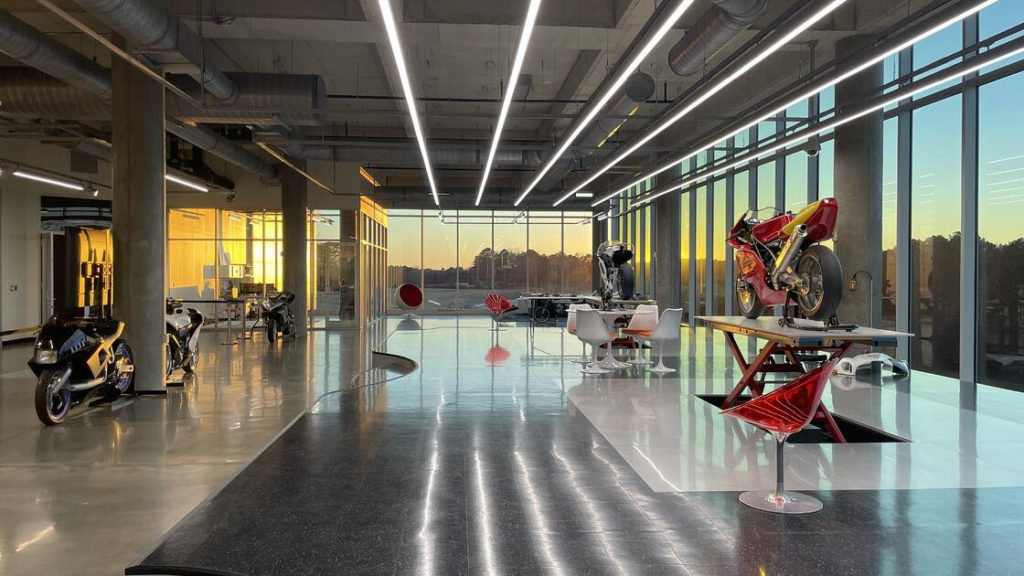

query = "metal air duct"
[669,0,769,76]
[69,0,239,103]
[166,119,278,180]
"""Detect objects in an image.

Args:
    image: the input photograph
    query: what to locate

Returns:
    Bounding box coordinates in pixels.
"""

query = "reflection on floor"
[128,316,1024,575]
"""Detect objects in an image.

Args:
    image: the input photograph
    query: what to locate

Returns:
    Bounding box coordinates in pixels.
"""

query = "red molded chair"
[720,357,840,514]
[484,294,513,331]
[396,283,423,316]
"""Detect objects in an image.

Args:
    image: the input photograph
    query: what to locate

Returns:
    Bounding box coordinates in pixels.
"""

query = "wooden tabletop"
[695,315,913,347]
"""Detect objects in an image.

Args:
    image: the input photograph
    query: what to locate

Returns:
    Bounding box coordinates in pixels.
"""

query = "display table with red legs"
[696,316,912,444]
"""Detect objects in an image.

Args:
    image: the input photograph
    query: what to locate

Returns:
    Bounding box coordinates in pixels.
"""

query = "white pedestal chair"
[575,309,614,375]
[648,308,684,374]
[621,304,659,365]
[566,303,593,364]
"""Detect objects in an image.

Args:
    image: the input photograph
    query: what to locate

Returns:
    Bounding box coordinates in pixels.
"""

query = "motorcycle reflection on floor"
[728,198,845,327]
[165,298,204,379]
[28,315,135,425]
[260,292,296,343]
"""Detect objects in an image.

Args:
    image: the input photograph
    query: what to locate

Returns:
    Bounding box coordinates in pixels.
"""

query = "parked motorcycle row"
[29,292,297,425]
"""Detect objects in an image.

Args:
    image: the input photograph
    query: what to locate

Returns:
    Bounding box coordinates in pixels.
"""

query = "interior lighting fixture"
[513,0,699,206]
[552,0,851,207]
[596,212,609,222]
[635,41,1024,206]
[476,0,542,206]
[165,174,210,193]
[13,170,84,191]
[583,0,997,207]
[575,192,594,198]
[378,0,441,206]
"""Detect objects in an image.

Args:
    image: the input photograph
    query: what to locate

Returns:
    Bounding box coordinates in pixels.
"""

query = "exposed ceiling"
[0,0,943,210]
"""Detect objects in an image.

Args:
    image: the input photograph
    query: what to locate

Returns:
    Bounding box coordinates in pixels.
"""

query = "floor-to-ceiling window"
[911,95,962,379]
[711,178,727,314]
[881,118,899,330]
[978,71,1024,390]
[423,210,457,311]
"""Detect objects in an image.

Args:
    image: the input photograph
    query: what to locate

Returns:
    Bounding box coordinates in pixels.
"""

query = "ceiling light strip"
[552,0,851,207]
[378,0,441,206]
[583,0,997,207]
[165,174,210,192]
[476,0,542,206]
[513,0,698,206]
[635,41,1024,206]
[13,170,84,191]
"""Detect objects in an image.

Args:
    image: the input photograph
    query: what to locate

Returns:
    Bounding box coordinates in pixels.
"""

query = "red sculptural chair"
[396,283,424,316]
[484,294,514,331]
[721,357,840,515]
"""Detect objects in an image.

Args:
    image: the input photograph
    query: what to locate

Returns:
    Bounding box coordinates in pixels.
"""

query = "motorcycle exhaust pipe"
[772,224,808,289]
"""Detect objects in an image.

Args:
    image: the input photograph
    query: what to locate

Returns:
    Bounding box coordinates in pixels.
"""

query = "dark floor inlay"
[697,394,907,443]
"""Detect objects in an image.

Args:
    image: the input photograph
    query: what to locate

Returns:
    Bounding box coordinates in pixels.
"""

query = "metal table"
[696,316,912,443]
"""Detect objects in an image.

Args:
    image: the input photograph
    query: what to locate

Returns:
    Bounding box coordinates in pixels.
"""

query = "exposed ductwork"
[536,71,655,192]
[669,0,769,76]
[0,10,112,99]
[167,119,278,180]
[276,139,528,168]
[166,73,327,126]
[69,0,239,103]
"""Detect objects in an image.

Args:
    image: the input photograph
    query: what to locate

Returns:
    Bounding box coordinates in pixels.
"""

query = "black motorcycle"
[165,298,204,378]
[28,315,135,425]
[260,292,296,342]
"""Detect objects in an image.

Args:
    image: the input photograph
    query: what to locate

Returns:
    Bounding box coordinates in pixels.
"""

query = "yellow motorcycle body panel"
[782,200,823,236]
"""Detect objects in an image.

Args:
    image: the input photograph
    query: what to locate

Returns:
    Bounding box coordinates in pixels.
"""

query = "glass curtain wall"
[386,210,591,312]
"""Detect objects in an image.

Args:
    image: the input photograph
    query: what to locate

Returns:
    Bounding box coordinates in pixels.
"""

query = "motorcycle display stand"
[697,316,911,444]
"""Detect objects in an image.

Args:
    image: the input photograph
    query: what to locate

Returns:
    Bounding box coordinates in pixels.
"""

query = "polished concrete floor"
[4,317,1024,575]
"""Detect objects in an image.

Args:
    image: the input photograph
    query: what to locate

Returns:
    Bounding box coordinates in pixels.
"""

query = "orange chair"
[720,358,840,514]
[484,294,513,331]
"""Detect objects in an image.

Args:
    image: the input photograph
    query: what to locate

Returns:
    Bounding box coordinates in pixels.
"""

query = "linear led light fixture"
[584,0,997,208]
[635,41,1024,207]
[550,0,850,207]
[476,0,542,206]
[513,0,698,206]
[379,0,440,206]
[575,192,594,198]
[165,174,210,193]
[13,170,84,191]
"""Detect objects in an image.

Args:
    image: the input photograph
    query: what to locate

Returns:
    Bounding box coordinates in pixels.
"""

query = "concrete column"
[833,35,884,327]
[281,166,308,336]
[111,38,166,393]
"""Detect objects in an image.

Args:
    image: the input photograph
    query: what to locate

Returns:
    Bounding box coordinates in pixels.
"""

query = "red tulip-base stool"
[722,359,838,515]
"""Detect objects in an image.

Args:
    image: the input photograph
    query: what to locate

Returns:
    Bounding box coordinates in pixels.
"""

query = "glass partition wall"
[387,210,593,313]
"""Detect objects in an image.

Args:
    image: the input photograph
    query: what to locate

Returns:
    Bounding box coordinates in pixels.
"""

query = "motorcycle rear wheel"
[35,369,71,426]
[736,278,764,319]
[795,245,843,321]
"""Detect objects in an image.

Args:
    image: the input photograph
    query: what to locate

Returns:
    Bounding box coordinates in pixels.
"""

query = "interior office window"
[911,95,961,379]
[680,189,691,321]
[457,211,493,311]
[387,210,422,311]
[881,118,899,330]
[695,185,707,315]
[564,214,592,295]
[422,210,456,311]
[712,179,727,314]
[526,212,560,294]
[978,72,1024,390]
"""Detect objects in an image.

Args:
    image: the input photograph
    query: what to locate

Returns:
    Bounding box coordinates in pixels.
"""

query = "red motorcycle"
[728,198,844,325]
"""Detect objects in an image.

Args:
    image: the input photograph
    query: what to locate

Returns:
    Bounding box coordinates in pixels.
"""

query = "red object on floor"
[720,333,849,443]
[485,346,511,366]
[484,294,513,317]
[721,358,839,435]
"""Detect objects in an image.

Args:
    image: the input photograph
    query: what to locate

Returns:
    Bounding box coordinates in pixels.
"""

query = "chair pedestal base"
[738,490,823,514]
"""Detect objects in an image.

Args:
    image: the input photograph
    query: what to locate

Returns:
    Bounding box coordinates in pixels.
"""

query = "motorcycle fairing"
[750,213,795,245]
[781,198,838,243]
[735,246,787,306]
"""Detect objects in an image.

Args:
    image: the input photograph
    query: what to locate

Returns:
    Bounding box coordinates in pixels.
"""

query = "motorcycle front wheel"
[183,340,199,374]
[736,278,764,319]
[35,369,71,426]
[795,245,843,321]
[266,318,277,343]
[107,339,135,399]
